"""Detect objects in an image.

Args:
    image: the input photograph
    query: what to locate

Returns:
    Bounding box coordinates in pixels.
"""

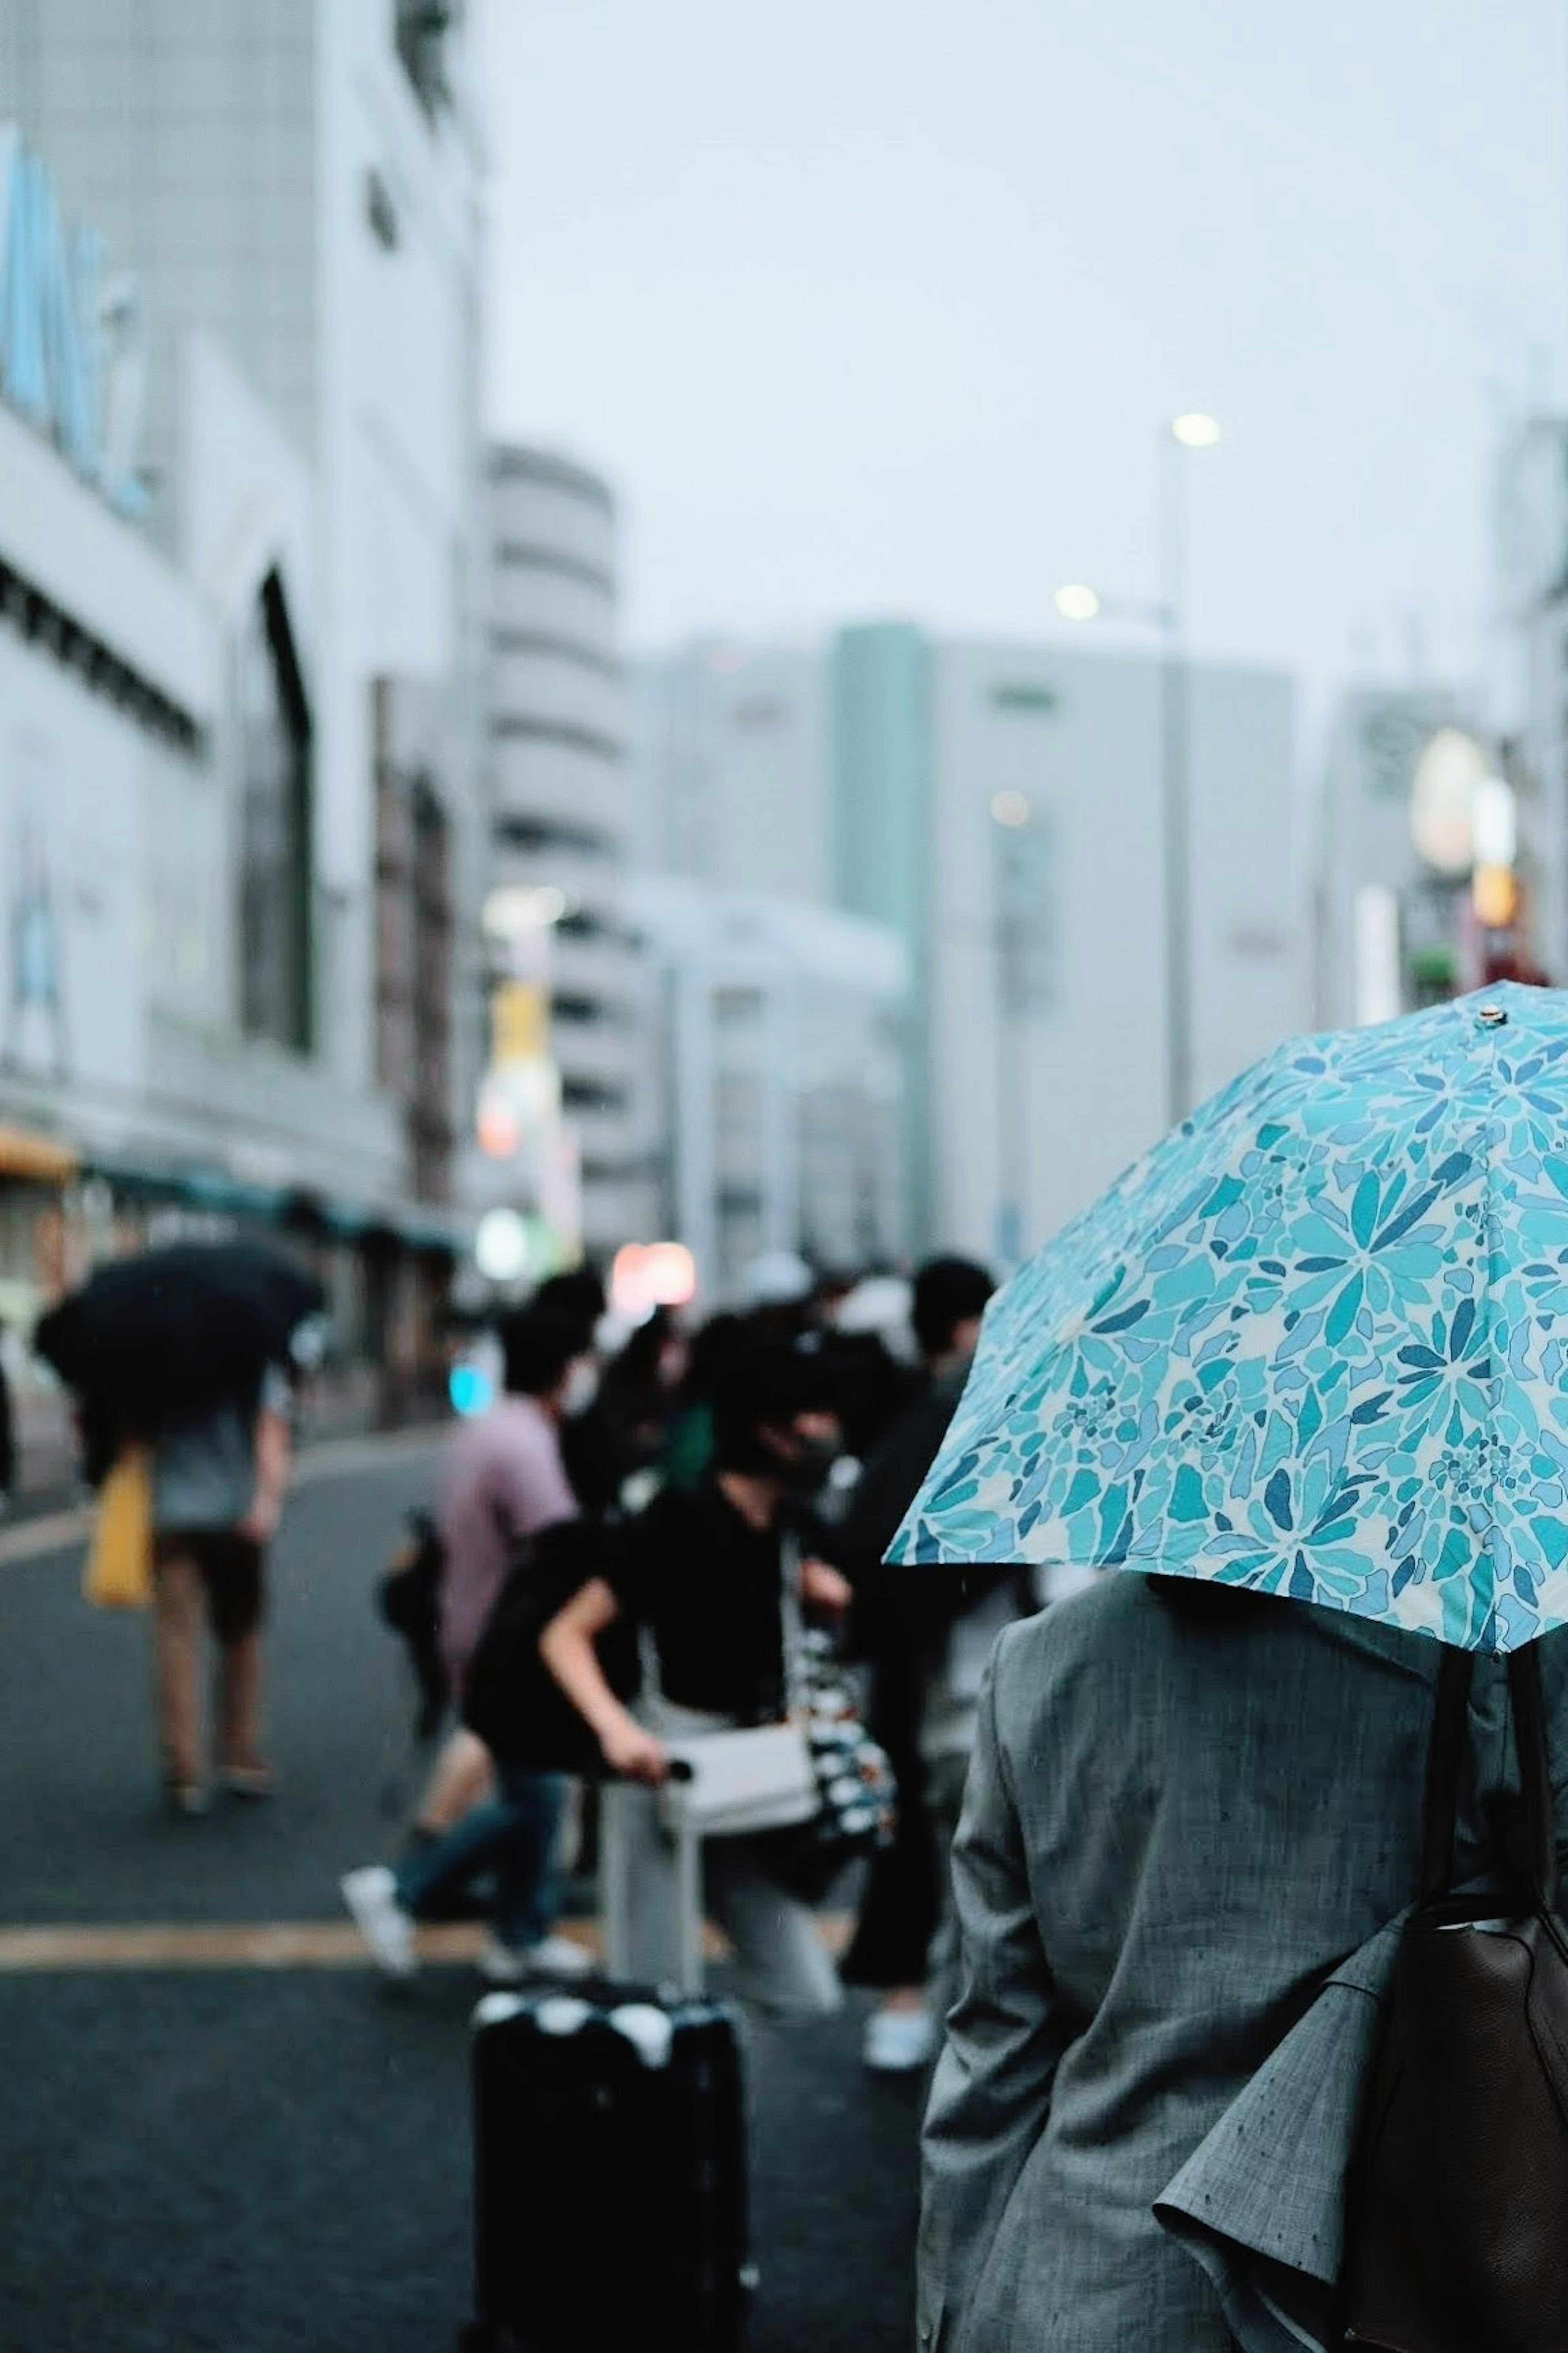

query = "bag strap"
[1421,1645,1476,1900]
[779,1527,806,1719]
[1422,1642,1558,1908]
[1508,1643,1557,1910]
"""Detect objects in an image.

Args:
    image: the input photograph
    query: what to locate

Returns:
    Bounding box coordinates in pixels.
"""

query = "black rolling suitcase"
[465,1784,751,2353]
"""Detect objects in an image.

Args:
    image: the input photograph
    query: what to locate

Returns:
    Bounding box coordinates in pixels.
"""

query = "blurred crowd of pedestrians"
[342,1245,1015,2050]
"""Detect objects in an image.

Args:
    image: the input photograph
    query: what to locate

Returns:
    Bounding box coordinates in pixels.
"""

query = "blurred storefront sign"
[0,125,149,519]
[1327,691,1541,1027]
[474,968,582,1275]
[1473,864,1520,930]
[478,983,562,1166]
[491,977,551,1069]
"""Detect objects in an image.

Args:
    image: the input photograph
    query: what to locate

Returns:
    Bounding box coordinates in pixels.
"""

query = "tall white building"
[0,5,489,1420]
[633,641,833,900]
[630,878,909,1300]
[917,632,1301,1262]
[6,0,490,1215]
[636,621,1305,1268]
[485,445,648,1256]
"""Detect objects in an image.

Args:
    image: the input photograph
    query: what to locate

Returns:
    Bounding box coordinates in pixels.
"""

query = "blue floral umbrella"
[891,984,1568,1652]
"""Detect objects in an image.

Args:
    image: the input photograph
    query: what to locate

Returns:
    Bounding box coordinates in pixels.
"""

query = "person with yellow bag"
[39,1242,317,1817]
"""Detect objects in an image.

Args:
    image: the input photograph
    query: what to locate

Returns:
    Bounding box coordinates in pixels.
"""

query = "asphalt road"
[0,1443,921,2353]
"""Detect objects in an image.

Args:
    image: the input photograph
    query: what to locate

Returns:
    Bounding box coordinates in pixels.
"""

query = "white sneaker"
[477,1930,594,1986]
[341,1865,418,1979]
[863,2005,936,2073]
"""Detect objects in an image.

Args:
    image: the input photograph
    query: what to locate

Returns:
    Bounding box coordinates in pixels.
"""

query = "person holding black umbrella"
[37,1241,322,1814]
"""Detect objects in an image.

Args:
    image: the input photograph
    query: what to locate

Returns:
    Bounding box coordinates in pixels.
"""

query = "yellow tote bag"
[84,1447,154,1609]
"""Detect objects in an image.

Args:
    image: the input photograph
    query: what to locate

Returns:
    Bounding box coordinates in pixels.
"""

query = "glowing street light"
[475,1207,532,1282]
[1054,583,1102,623]
[989,789,1032,830]
[1171,411,1223,449]
[1473,774,1518,870]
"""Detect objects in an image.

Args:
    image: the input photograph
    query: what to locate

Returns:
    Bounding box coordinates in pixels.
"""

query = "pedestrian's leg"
[394,1796,522,1923]
[152,1546,206,1794]
[414,1726,495,1834]
[704,1837,842,2021]
[490,1771,571,1950]
[842,1656,940,1991]
[216,1633,266,1777]
[209,1539,268,1780]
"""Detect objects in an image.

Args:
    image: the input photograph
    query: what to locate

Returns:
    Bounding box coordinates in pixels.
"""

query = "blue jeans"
[395,1768,569,1952]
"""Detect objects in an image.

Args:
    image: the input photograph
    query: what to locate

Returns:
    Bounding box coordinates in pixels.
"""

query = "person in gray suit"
[919,1569,1568,2353]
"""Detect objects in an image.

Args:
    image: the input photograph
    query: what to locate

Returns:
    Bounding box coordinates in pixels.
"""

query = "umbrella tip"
[1476,1004,1509,1029]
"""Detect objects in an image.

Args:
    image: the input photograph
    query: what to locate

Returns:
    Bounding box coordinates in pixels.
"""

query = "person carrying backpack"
[341,1305,591,1983]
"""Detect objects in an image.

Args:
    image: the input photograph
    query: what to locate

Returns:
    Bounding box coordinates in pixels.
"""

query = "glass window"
[237,574,312,1053]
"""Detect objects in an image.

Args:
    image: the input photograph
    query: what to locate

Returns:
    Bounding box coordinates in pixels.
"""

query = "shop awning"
[82,1152,472,1259]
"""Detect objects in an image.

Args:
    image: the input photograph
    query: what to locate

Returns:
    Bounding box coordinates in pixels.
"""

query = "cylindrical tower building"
[486,445,645,1257]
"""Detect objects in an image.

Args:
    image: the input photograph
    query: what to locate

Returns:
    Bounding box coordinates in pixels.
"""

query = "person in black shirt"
[540,1331,851,2018]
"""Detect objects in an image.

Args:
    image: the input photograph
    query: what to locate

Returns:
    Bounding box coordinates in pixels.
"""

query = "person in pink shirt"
[437,1315,583,1703]
[343,1307,593,1984]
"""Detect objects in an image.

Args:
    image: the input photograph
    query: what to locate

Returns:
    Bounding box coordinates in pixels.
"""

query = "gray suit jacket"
[919,1574,1568,2353]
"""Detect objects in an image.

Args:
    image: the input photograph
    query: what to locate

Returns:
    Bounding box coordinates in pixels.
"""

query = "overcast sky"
[480,1,1567,698]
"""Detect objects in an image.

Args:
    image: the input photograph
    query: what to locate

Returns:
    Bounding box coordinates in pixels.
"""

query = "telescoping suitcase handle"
[599,1761,705,1999]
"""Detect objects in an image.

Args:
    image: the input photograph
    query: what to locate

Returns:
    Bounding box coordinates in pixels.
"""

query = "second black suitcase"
[469,1981,750,2353]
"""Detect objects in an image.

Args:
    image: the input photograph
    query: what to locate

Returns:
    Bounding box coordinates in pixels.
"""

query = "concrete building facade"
[484,445,648,1258]
[632,640,834,902]
[629,878,909,1302]
[0,7,489,1428]
[636,623,1304,1270]
[4,0,491,1214]
[921,633,1301,1262]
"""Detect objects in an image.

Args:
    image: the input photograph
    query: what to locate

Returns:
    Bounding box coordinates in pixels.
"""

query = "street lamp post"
[1159,423,1194,1127]
[989,788,1033,1266]
[1055,411,1221,1129]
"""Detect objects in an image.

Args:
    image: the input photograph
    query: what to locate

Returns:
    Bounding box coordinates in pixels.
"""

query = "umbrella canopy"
[36,1241,327,1434]
[891,984,1568,1654]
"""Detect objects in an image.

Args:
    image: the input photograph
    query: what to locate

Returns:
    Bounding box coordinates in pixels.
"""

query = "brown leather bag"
[1339,1643,1568,2352]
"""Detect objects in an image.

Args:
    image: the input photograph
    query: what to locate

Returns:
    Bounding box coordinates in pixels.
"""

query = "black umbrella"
[36,1241,327,1434]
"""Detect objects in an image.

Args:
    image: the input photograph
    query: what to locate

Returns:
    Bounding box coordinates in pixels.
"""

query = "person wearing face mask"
[539,1331,853,2019]
[342,1305,591,1983]
[532,1267,624,1516]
